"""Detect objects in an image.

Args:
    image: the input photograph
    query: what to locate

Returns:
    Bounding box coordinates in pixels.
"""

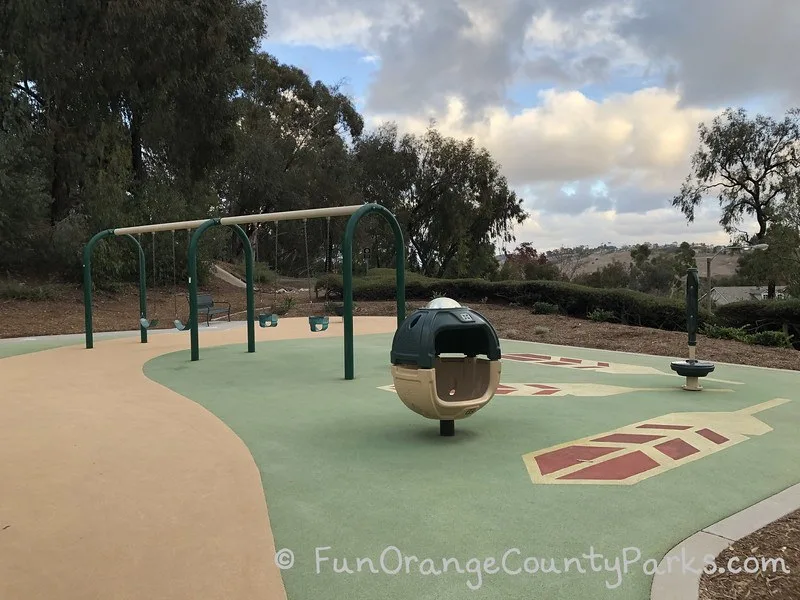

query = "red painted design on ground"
[655,438,700,460]
[558,451,659,481]
[503,353,552,361]
[534,445,622,475]
[696,428,729,444]
[495,385,517,395]
[592,433,666,444]
[502,353,611,370]
[637,424,692,430]
[524,384,561,396]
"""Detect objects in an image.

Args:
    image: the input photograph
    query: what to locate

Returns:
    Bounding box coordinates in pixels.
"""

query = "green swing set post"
[82,229,149,348]
[187,220,255,361]
[341,203,406,380]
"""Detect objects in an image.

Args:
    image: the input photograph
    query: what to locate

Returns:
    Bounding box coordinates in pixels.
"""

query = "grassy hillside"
[549,248,742,279]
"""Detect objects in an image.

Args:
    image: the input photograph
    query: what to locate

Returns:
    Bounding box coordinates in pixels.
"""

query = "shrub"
[0,281,57,301]
[716,299,800,330]
[271,297,295,315]
[323,301,357,316]
[532,301,559,314]
[225,261,276,286]
[314,273,341,299]
[750,330,794,348]
[588,308,616,322]
[700,323,794,348]
[701,324,753,343]
[311,271,711,332]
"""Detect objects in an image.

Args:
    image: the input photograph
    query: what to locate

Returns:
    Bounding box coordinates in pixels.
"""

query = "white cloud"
[265,1,423,51]
[522,1,648,84]
[366,86,737,248]
[370,87,719,191]
[511,206,742,252]
[260,0,797,249]
[456,0,508,43]
[269,11,375,49]
[525,9,570,46]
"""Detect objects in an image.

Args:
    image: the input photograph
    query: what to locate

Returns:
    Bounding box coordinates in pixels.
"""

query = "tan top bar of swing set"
[112,205,364,236]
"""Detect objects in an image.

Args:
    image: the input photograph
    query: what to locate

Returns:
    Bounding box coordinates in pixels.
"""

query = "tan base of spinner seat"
[390,356,502,420]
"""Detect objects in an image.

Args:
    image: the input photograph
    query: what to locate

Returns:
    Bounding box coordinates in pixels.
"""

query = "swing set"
[82,203,406,379]
[136,230,194,331]
[253,217,332,332]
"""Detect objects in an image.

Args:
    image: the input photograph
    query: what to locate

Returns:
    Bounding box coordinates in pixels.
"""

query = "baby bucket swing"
[304,218,328,332]
[171,229,193,331]
[138,232,160,329]
[256,222,279,328]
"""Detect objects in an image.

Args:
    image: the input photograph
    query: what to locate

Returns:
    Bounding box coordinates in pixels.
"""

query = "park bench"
[194,293,231,326]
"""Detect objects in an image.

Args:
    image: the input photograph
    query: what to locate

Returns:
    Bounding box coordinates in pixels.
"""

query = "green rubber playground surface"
[0,332,131,359]
[0,337,91,358]
[144,334,800,599]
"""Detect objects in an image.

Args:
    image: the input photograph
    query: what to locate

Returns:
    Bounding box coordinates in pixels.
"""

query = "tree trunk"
[130,109,145,186]
[437,244,459,278]
[230,229,246,262]
[49,136,69,225]
[768,280,776,299]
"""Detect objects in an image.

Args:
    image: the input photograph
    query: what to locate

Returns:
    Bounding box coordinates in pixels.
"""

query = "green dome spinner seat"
[390,299,502,435]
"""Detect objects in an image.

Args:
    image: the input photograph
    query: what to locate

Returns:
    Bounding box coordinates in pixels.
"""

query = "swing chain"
[303,218,312,303]
[172,229,178,317]
[137,233,145,320]
[325,216,331,273]
[151,232,157,288]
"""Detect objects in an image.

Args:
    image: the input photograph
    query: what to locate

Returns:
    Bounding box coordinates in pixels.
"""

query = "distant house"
[710,286,789,305]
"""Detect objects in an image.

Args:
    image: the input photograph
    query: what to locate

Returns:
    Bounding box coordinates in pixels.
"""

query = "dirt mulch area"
[4,279,800,371]
[699,509,799,600]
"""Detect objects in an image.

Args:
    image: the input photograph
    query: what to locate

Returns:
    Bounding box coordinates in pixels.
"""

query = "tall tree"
[673,107,800,240]
[219,53,363,274]
[1,0,267,278]
[354,123,527,278]
[673,107,800,298]
[736,223,800,296]
[498,243,561,281]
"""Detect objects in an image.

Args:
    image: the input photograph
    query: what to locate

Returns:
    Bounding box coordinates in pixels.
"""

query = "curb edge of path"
[650,482,800,600]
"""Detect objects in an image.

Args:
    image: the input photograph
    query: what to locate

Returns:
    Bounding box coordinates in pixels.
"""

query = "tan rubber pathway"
[0,317,397,600]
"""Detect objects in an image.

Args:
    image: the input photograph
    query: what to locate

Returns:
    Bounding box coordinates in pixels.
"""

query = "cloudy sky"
[261,0,800,251]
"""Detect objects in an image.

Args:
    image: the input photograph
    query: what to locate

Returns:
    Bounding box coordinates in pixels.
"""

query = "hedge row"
[315,271,712,332]
[716,299,800,330]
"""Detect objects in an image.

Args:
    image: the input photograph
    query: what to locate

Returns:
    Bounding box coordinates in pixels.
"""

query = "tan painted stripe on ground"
[0,317,397,600]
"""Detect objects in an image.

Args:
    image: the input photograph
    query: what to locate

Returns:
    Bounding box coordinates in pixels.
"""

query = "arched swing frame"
[82,229,150,347]
[82,203,406,378]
